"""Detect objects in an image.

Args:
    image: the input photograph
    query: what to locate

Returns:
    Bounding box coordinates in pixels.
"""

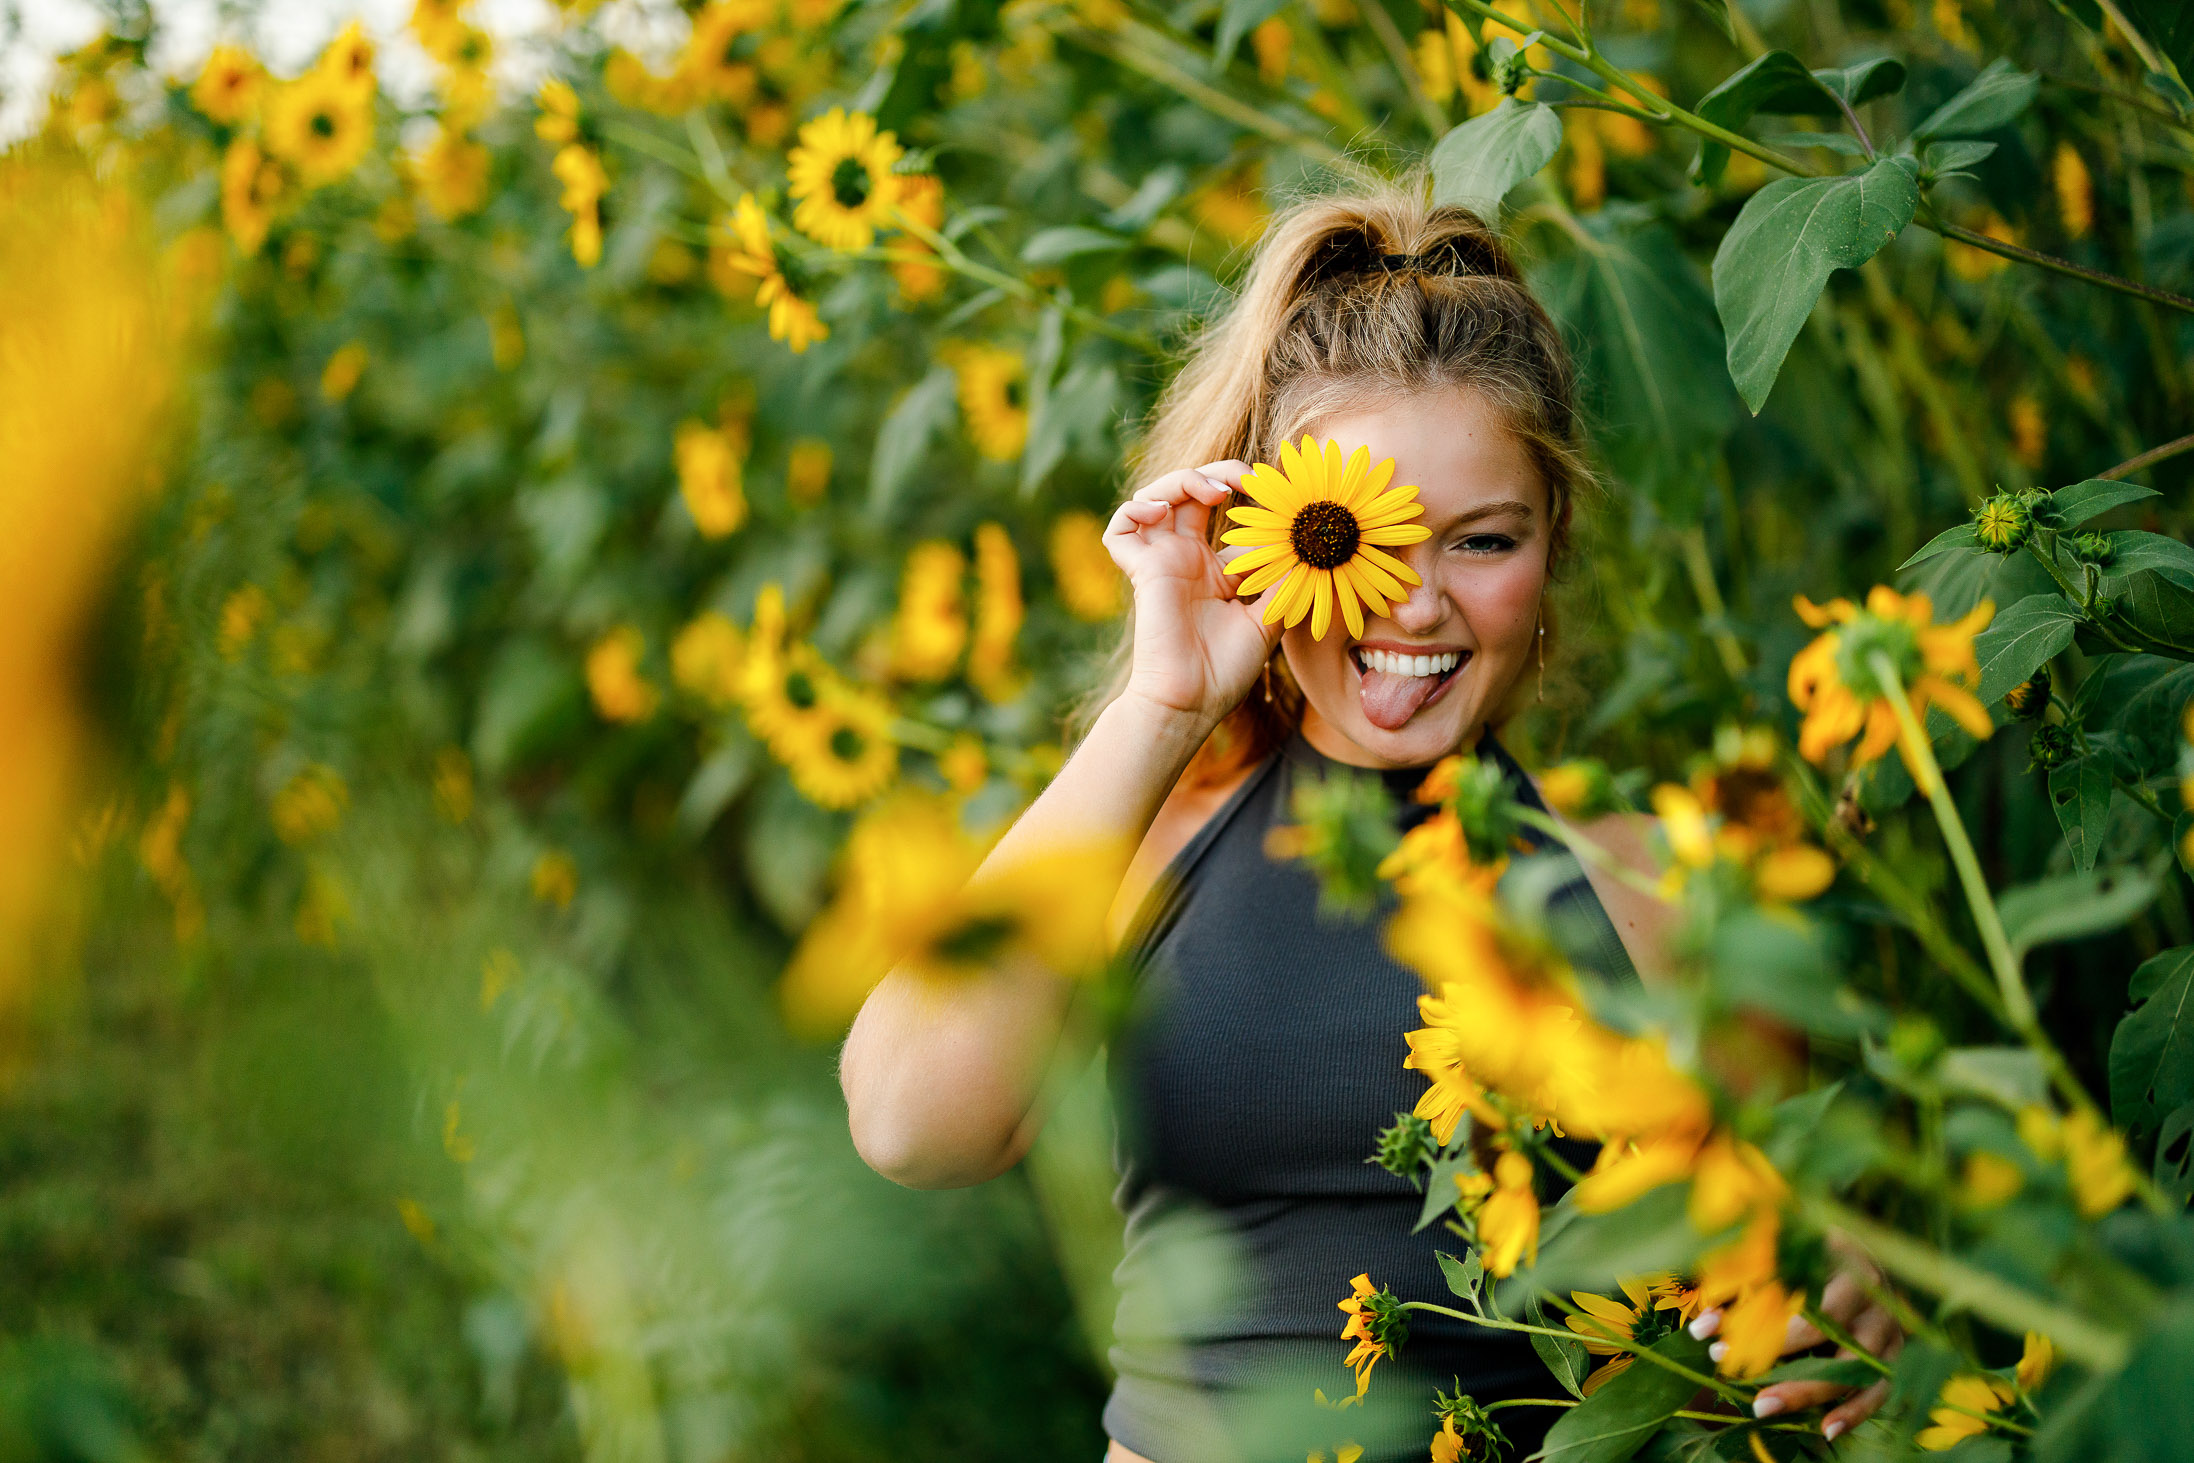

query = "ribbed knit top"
[1103,734,1636,1463]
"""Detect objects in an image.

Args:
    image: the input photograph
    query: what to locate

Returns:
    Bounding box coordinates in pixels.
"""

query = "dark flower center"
[311,109,337,139]
[830,157,870,210]
[785,669,817,709]
[1290,499,1361,571]
[829,725,864,761]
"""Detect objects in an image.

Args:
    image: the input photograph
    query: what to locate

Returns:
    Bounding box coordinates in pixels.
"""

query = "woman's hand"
[1693,1248,1903,1445]
[1104,461,1283,728]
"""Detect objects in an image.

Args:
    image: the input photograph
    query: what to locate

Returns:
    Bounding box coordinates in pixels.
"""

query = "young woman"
[840,188,1894,1462]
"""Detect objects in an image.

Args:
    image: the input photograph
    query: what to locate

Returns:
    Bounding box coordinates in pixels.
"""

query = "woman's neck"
[1296,703,1481,771]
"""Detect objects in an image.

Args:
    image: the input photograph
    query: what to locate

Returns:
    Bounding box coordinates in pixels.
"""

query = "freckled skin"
[1277,388,1551,769]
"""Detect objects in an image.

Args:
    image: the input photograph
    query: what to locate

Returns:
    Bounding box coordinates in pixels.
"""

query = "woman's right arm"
[840,460,1278,1190]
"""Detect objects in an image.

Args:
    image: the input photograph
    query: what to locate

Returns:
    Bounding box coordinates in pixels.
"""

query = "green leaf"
[1914,58,2041,140]
[1812,56,1907,106]
[1017,305,1067,495]
[1999,863,2159,962]
[1922,139,1998,175]
[1900,522,1982,569]
[1430,99,1564,217]
[2109,947,2194,1148]
[1761,130,1870,155]
[1511,1185,1702,1303]
[1020,226,1131,264]
[1537,1332,1711,1463]
[2048,755,2116,874]
[2108,569,2194,658]
[2179,811,2194,880]
[2047,477,2160,529]
[1713,156,1920,413]
[1976,593,2081,702]
[1530,216,1735,523]
[1416,1153,1472,1232]
[1526,1293,1592,1399]
[472,636,584,777]
[2119,1,2194,85]
[1211,0,1289,69]
[2154,1099,2194,1207]
[1938,1047,2050,1108]
[1693,50,1840,185]
[1756,1356,1881,1386]
[2102,531,2194,589]
[1437,1247,1485,1304]
[675,731,758,838]
[867,365,958,513]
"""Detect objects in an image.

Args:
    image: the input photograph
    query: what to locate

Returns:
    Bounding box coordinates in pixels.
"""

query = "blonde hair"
[1100,182,1591,783]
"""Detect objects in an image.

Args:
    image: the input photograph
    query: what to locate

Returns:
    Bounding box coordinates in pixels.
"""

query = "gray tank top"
[1104,734,1636,1463]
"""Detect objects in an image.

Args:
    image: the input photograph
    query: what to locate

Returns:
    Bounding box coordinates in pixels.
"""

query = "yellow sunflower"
[783,683,900,809]
[786,107,904,251]
[741,638,839,756]
[1049,510,1125,620]
[551,144,608,268]
[674,420,747,537]
[1563,1274,1687,1394]
[1223,437,1432,640]
[889,540,967,681]
[264,68,373,188]
[416,127,488,220]
[949,344,1029,461]
[318,19,378,96]
[890,172,947,302]
[1787,586,1995,774]
[219,137,290,253]
[969,522,1024,701]
[681,0,774,101]
[671,611,746,706]
[191,43,265,125]
[717,193,828,352]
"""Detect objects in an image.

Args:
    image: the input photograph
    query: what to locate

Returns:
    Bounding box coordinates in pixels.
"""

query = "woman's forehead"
[1311,393,1543,521]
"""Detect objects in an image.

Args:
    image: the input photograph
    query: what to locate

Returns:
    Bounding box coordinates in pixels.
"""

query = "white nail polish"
[1689,1311,1721,1340]
[1709,1342,1728,1363]
[1823,1420,1846,1442]
[1753,1396,1785,1419]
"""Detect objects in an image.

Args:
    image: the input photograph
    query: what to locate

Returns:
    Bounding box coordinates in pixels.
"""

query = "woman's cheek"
[1446,559,1542,654]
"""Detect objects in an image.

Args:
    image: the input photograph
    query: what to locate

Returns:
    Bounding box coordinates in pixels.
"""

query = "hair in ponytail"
[1090,180,1591,784]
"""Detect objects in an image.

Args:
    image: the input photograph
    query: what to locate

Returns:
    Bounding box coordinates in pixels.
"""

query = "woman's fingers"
[1823,1377,1891,1442]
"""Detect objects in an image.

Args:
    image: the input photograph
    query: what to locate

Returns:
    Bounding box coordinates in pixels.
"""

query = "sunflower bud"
[1487,40,1531,96]
[1973,490,2032,552]
[2005,671,2050,720]
[2070,531,2113,566]
[1370,1112,1436,1180]
[2028,721,2076,773]
[1432,1388,1512,1463]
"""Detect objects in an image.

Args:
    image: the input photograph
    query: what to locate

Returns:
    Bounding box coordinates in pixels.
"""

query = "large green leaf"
[1536,1332,1711,1463]
[1901,522,1982,569]
[2000,864,2159,962]
[1914,58,2041,139]
[2155,1100,2194,1206]
[1525,1293,1591,1399]
[1976,593,2081,702]
[1813,56,1907,106]
[2108,569,2194,659]
[1712,156,1919,413]
[1531,215,1736,522]
[2110,947,2194,1148]
[2048,478,2161,529]
[867,365,958,513]
[2103,531,2194,588]
[1430,99,1563,217]
[2119,1,2194,86]
[1692,50,1839,185]
[2047,755,2117,874]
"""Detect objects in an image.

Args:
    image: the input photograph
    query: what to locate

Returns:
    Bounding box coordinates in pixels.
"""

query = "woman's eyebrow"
[1432,498,1536,529]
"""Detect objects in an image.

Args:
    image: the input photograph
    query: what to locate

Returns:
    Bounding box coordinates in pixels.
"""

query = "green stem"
[1804,1198,2130,1372]
[1054,18,1343,162]
[1511,807,1672,903]
[884,218,1165,355]
[1927,216,2194,318]
[1283,8,1375,138]
[1483,1397,1577,1411]
[1356,0,1448,136]
[1402,1301,1749,1404]
[1800,1306,1894,1377]
[1867,654,2029,1029]
[2100,430,2194,481]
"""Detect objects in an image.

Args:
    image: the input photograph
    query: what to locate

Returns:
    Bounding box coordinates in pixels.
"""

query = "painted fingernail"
[1689,1311,1721,1340]
[1753,1396,1786,1419]
[1709,1342,1728,1364]
[1785,1315,1810,1343]
[1823,1420,1846,1443]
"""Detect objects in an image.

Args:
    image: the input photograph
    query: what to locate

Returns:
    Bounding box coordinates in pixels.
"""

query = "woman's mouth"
[1349,645,1468,731]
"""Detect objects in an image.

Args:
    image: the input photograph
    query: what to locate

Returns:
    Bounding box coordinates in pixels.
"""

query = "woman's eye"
[1452,534,1517,555]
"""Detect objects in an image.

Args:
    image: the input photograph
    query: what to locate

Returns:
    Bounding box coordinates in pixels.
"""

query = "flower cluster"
[1788,587,1995,775]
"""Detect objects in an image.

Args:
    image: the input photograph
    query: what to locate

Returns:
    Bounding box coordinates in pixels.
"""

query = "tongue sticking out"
[1359,665,1448,731]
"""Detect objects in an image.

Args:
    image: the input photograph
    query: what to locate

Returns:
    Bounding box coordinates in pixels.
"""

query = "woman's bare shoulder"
[1104,763,1257,947]
[1568,810,1677,986]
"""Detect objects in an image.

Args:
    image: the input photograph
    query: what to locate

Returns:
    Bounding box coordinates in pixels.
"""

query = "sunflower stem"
[885,218,1166,356]
[1400,1301,1750,1403]
[1511,808,1672,903]
[1798,1305,1894,1377]
[1483,1397,1578,1410]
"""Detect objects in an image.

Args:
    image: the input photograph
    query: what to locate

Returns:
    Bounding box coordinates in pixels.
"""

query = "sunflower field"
[6,0,2194,1458]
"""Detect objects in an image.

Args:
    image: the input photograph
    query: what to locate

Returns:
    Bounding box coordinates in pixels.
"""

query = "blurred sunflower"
[742,640,839,757]
[890,172,947,302]
[264,68,373,188]
[785,685,899,809]
[787,107,904,250]
[1224,438,1431,640]
[786,438,832,505]
[191,43,264,124]
[674,420,747,537]
[671,612,746,706]
[1049,510,1124,620]
[272,765,349,845]
[683,0,773,100]
[587,625,659,723]
[319,19,378,96]
[410,0,467,57]
[717,193,828,352]
[889,541,967,681]
[948,344,1029,460]
[551,143,608,267]
[969,524,1023,701]
[1787,587,1994,773]
[220,137,290,253]
[535,77,582,145]
[416,127,488,219]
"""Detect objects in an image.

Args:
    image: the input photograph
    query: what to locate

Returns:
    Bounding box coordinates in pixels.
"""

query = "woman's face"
[1270,387,1552,770]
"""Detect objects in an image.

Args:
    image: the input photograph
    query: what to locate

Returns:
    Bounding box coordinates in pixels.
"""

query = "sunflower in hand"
[1221,437,1431,640]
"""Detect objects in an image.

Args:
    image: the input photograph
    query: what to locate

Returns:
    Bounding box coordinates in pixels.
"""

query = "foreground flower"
[1788,587,1994,773]
[1429,1390,1508,1463]
[264,67,373,188]
[1916,1373,2014,1451]
[717,194,828,352]
[1713,1277,1801,1378]
[1337,1273,1407,1396]
[787,107,904,251]
[1224,438,1431,640]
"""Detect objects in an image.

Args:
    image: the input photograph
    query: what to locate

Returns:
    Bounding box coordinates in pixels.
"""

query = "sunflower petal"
[1339,444,1371,506]
[1219,527,1288,547]
[1362,523,1433,546]
[1338,573,1366,638]
[1227,506,1289,531]
[1346,555,1408,605]
[1258,566,1301,625]
[1309,571,1334,640]
[1358,545,1423,587]
[1322,439,1346,501]
[1237,556,1297,595]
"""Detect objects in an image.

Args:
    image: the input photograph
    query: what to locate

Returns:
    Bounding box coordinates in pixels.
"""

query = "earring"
[1536,609,1546,703]
[1262,657,1275,704]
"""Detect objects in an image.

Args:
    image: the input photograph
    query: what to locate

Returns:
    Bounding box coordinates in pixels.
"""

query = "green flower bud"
[1973,491,2032,552]
[1369,1112,1436,1180]
[2028,721,2076,773]
[2005,670,2050,720]
[2071,531,2113,565]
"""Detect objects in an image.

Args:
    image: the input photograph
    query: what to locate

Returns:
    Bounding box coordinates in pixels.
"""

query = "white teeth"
[1359,649,1461,678]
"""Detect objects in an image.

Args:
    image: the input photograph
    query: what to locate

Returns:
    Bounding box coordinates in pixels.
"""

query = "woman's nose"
[1389,578,1445,634]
